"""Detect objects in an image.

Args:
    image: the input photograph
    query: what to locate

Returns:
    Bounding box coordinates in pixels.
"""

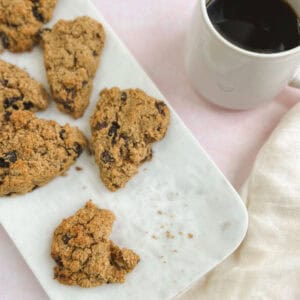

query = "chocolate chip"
[3,96,23,109]
[82,80,88,87]
[4,111,11,121]
[54,256,64,268]
[74,143,83,157]
[62,234,71,245]
[58,100,74,112]
[32,6,44,22]
[121,92,127,102]
[92,50,98,56]
[23,101,34,110]
[59,129,66,140]
[1,79,8,87]
[0,158,9,168]
[108,122,120,145]
[96,33,101,38]
[32,185,39,191]
[65,88,76,99]
[108,122,120,136]
[155,101,166,116]
[101,150,114,164]
[12,104,19,110]
[5,151,17,163]
[94,121,107,130]
[144,134,155,144]
[0,32,10,49]
[63,102,73,112]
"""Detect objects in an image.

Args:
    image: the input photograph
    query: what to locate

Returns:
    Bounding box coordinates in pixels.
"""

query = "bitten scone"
[41,16,105,119]
[0,110,86,196]
[0,0,57,52]
[0,59,49,116]
[90,88,170,191]
[51,200,140,288]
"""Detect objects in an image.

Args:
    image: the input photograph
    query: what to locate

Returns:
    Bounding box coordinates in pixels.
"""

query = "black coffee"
[207,0,300,53]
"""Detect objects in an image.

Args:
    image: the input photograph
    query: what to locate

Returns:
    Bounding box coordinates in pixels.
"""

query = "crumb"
[166,231,175,239]
[178,231,183,236]
[172,250,177,253]
[188,233,194,239]
[163,261,166,264]
[160,225,165,229]
[157,210,163,215]
[75,166,83,171]
[160,256,164,259]
[151,235,158,240]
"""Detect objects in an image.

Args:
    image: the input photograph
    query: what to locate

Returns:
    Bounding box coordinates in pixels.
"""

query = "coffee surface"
[207,0,300,53]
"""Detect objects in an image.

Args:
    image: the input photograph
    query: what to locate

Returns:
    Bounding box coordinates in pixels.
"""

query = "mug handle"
[289,69,300,89]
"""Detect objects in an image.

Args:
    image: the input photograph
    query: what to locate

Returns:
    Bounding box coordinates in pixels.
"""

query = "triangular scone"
[51,200,140,288]
[0,59,49,117]
[90,88,170,191]
[0,0,57,52]
[0,110,86,196]
[41,16,105,119]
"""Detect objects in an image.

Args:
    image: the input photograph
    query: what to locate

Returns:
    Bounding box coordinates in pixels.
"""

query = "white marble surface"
[0,0,248,299]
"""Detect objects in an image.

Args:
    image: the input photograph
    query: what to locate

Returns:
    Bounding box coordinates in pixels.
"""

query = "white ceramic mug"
[185,0,300,110]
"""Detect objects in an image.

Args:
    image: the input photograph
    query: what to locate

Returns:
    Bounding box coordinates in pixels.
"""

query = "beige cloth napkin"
[181,103,300,300]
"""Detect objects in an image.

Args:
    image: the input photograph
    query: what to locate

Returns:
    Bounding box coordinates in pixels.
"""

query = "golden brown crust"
[41,16,105,119]
[0,59,49,116]
[0,0,57,52]
[90,88,170,191]
[0,110,86,196]
[51,200,140,288]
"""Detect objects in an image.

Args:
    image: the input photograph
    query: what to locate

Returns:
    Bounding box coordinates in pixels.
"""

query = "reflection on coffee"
[207,0,300,53]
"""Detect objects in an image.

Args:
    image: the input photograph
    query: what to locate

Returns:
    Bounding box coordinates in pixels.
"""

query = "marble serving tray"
[0,0,248,299]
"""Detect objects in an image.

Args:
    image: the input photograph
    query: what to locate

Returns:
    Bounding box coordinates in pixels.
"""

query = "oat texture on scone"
[51,200,140,288]
[0,0,57,52]
[90,87,170,191]
[0,59,49,117]
[41,16,105,119]
[0,110,86,196]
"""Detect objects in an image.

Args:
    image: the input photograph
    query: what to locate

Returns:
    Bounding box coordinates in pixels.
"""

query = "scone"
[90,88,170,191]
[0,59,49,117]
[51,200,140,288]
[41,16,105,118]
[0,110,86,196]
[0,0,57,52]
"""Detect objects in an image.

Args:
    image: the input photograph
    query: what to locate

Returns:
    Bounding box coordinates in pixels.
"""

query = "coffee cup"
[185,0,300,109]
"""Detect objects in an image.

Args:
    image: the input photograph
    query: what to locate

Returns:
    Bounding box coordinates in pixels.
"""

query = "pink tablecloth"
[1,1,300,299]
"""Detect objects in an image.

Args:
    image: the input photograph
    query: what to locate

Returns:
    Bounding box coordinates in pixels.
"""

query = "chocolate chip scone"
[0,60,49,117]
[90,88,170,191]
[0,110,86,196]
[41,16,105,119]
[51,200,140,288]
[0,0,57,52]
